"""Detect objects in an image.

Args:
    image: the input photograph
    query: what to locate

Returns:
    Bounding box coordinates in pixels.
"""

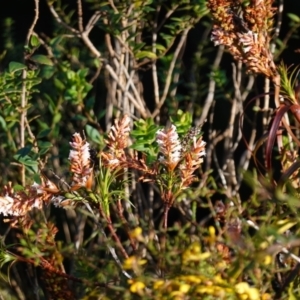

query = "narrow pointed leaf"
[30,55,53,66]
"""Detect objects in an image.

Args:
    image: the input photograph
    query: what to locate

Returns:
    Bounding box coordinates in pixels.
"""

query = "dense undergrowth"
[1,0,300,299]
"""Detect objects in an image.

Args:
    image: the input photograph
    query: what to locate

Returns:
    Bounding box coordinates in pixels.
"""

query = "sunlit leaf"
[85,124,102,145]
[135,51,157,60]
[287,13,300,23]
[30,54,53,66]
[30,35,40,47]
[9,62,27,73]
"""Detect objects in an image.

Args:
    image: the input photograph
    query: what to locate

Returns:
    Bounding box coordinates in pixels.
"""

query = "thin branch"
[108,0,118,13]
[105,63,148,117]
[77,0,84,32]
[156,4,179,33]
[33,32,56,63]
[198,45,224,125]
[213,147,228,189]
[83,202,132,279]
[115,200,137,251]
[152,28,190,118]
[89,63,102,84]
[170,40,186,98]
[47,3,79,35]
[85,11,102,35]
[81,31,102,58]
[20,0,40,185]
[152,5,161,106]
[25,0,40,45]
[113,58,149,114]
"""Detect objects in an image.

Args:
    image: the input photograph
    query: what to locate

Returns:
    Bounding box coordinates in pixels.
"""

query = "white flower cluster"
[156,125,182,167]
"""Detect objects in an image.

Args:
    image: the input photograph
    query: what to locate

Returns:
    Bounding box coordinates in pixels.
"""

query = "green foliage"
[170,109,193,135]
[278,63,300,103]
[131,118,160,163]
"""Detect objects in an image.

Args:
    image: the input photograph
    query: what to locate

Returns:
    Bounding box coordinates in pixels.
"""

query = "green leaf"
[287,13,300,23]
[33,173,42,184]
[170,110,193,134]
[16,146,32,157]
[37,141,52,149]
[30,54,53,66]
[130,143,149,152]
[155,44,166,52]
[135,51,157,60]
[41,65,55,79]
[276,219,297,234]
[85,124,102,145]
[30,35,40,47]
[54,78,65,91]
[9,61,27,73]
[37,141,52,155]
[13,185,24,192]
[0,115,7,130]
[37,129,51,138]
[53,112,62,124]
[132,42,146,52]
[14,154,38,167]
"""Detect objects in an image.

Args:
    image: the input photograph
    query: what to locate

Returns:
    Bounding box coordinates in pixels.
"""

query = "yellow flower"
[247,288,260,300]
[130,227,143,241]
[179,283,190,293]
[196,285,224,296]
[123,255,146,270]
[262,293,272,300]
[178,275,202,284]
[235,282,250,294]
[207,226,217,245]
[128,280,145,294]
[235,282,260,300]
[263,255,272,265]
[153,280,165,290]
[170,291,184,299]
[182,242,211,264]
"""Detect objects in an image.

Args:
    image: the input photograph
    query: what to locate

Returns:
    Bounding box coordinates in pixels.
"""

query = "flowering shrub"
[1,0,300,299]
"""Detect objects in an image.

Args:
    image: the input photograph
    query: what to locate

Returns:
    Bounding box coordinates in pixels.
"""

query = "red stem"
[116,199,137,251]
[99,206,129,259]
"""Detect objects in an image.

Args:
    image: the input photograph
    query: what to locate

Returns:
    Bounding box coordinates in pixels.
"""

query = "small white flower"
[0,195,14,216]
[51,195,66,207]
[31,182,44,194]
[156,125,182,169]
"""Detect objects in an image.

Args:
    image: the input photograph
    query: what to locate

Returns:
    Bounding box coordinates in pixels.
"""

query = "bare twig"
[85,11,101,34]
[150,4,161,107]
[156,4,179,33]
[77,0,84,32]
[20,0,40,185]
[198,45,224,125]
[105,64,148,117]
[33,32,56,63]
[152,28,190,118]
[47,4,79,35]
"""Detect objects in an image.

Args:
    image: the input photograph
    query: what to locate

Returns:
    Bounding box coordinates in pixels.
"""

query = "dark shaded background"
[1,1,300,69]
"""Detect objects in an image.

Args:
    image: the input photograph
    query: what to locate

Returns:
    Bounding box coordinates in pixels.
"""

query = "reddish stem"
[99,206,129,259]
[116,199,137,251]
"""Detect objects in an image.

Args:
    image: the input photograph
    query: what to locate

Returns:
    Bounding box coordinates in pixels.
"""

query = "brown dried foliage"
[208,0,278,79]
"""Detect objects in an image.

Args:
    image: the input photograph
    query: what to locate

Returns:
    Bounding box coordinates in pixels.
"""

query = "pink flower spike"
[156,124,182,171]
